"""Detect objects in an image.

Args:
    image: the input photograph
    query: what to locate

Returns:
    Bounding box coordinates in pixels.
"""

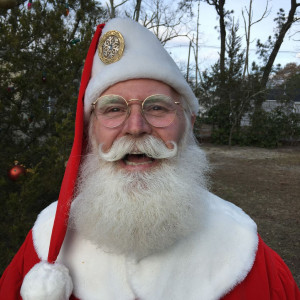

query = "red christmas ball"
[8,165,26,181]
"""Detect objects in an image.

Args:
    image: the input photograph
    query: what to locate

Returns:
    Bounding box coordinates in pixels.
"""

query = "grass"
[202,144,300,287]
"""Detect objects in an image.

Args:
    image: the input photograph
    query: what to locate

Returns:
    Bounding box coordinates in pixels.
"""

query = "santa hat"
[84,18,199,120]
[20,18,198,299]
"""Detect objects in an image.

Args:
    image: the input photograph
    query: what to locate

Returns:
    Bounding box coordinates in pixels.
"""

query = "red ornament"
[64,2,69,16]
[42,71,46,82]
[8,164,26,181]
[28,115,34,123]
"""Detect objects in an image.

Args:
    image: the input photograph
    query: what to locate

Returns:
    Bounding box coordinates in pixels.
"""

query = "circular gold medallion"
[98,30,125,65]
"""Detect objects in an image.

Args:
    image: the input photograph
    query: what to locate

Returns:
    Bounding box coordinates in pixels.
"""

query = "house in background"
[241,88,300,126]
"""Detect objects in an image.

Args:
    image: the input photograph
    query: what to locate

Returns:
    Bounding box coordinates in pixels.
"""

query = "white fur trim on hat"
[20,261,73,300]
[84,18,199,121]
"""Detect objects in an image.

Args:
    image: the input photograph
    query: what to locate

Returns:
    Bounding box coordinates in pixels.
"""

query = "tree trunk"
[187,40,192,82]
[218,0,226,84]
[260,0,300,90]
[134,0,142,22]
[205,0,226,83]
[195,1,200,89]
[205,0,227,95]
[242,0,253,79]
[109,0,116,18]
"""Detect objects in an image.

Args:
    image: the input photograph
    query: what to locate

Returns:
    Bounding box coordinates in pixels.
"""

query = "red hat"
[20,23,105,300]
[47,23,105,265]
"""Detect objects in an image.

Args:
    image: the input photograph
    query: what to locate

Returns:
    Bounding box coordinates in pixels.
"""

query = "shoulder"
[204,190,257,227]
[256,237,300,298]
[32,201,58,261]
[0,230,41,298]
[223,236,300,299]
[199,190,258,251]
[201,193,300,299]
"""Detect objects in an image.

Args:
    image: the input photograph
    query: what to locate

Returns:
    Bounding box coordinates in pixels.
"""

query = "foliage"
[256,8,287,66]
[0,0,106,275]
[284,72,300,102]
[246,108,300,147]
[200,105,300,148]
[194,1,300,147]
[198,20,260,146]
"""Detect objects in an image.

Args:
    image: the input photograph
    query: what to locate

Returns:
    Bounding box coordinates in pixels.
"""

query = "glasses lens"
[143,95,177,127]
[94,95,128,128]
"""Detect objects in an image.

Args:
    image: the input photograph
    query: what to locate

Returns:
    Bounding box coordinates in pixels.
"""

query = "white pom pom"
[20,261,73,300]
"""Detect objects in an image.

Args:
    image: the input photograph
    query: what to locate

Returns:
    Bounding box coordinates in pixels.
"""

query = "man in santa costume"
[0,18,299,300]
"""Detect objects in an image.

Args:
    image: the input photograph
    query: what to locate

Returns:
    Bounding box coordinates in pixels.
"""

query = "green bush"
[247,108,300,147]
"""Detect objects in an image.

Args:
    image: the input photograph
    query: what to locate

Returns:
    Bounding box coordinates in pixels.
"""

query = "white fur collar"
[32,191,258,300]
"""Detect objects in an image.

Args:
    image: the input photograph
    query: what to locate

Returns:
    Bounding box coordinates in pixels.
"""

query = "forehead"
[100,79,180,100]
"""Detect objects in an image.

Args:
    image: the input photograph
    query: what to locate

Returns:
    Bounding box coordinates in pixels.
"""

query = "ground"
[202,144,300,287]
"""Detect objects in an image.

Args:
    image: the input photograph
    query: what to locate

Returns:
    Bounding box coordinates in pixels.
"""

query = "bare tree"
[271,62,300,83]
[186,39,192,81]
[139,0,189,45]
[241,0,269,79]
[204,0,227,83]
[194,0,200,89]
[106,0,129,18]
[133,0,142,21]
[108,0,190,45]
[260,0,300,90]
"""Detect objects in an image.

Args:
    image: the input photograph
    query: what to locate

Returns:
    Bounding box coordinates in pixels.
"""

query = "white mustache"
[98,136,178,162]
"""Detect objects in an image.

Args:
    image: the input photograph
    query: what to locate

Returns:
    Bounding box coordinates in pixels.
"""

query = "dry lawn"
[202,144,300,287]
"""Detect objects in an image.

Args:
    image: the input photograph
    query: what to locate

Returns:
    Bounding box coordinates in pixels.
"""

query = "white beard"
[69,135,210,259]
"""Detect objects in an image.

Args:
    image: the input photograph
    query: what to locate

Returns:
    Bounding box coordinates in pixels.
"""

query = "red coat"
[0,231,299,300]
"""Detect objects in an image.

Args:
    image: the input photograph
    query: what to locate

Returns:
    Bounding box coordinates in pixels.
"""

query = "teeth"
[125,160,153,166]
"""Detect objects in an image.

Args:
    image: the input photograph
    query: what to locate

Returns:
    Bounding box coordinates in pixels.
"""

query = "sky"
[165,0,300,72]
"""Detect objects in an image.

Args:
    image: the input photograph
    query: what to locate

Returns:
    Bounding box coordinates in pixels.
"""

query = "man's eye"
[102,106,127,115]
[151,105,165,111]
[145,104,170,113]
[107,107,121,112]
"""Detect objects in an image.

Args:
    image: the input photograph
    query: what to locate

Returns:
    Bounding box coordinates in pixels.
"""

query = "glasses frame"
[91,94,182,128]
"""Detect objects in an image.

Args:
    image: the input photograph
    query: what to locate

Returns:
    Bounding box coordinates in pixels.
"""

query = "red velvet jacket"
[0,232,299,300]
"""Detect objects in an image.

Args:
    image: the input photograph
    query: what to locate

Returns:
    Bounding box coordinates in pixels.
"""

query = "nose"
[122,104,152,136]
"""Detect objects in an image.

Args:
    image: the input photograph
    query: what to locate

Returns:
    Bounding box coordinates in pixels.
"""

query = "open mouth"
[122,153,155,166]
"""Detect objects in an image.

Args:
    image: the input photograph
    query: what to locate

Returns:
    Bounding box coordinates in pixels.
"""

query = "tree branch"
[261,0,300,90]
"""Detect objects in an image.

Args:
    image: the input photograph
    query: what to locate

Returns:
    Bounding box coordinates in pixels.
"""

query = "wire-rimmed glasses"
[91,94,181,128]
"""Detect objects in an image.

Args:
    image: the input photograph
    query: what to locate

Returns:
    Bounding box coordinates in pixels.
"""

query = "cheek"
[161,115,186,147]
[174,121,186,143]
[175,112,187,139]
[92,121,117,151]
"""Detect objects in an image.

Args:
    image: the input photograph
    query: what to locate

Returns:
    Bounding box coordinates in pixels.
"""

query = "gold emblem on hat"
[98,30,125,64]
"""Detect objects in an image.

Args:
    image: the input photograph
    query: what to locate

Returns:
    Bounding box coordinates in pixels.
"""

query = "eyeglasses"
[91,94,181,128]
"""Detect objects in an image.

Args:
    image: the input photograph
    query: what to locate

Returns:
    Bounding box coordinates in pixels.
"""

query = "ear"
[190,114,196,128]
